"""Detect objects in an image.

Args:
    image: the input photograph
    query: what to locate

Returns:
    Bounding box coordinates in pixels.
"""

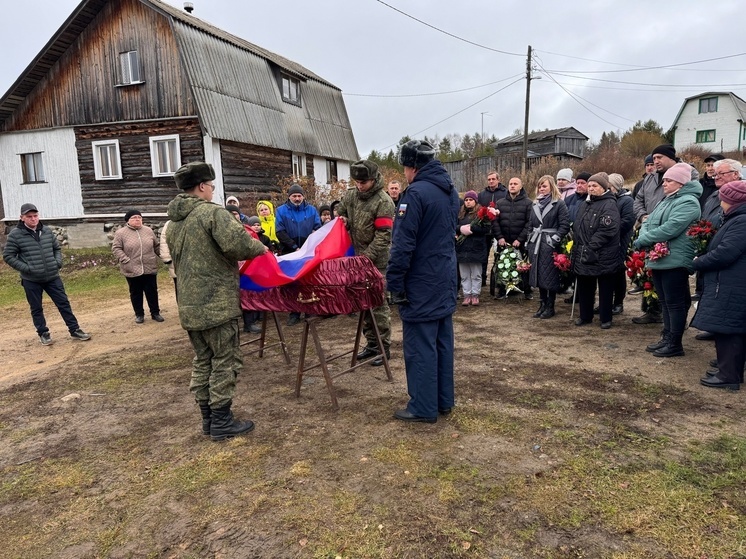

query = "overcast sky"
[1,0,745,157]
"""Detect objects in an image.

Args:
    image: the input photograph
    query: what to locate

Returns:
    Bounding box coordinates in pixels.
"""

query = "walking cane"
[570,277,578,321]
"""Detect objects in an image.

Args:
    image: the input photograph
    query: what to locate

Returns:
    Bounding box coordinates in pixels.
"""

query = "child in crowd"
[318,204,332,224]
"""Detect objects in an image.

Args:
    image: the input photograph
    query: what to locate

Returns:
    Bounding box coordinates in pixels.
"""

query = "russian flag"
[239,217,354,291]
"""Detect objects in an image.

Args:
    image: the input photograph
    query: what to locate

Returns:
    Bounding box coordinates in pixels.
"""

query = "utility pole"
[521,45,532,176]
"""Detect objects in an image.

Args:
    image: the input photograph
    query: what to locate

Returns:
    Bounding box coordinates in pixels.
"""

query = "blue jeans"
[22,277,80,335]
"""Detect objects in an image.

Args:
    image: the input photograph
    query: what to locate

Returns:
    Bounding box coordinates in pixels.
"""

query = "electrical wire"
[545,71,746,88]
[344,73,524,98]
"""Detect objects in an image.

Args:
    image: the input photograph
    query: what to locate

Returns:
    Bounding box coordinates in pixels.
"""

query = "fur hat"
[350,160,379,182]
[588,172,610,191]
[704,153,724,163]
[247,216,261,226]
[225,204,241,214]
[398,139,436,169]
[608,173,625,192]
[124,209,142,222]
[174,162,215,190]
[556,168,573,181]
[717,180,746,208]
[576,172,592,182]
[662,162,692,186]
[644,154,654,165]
[652,144,676,161]
[464,190,478,201]
[20,203,38,215]
[288,184,305,197]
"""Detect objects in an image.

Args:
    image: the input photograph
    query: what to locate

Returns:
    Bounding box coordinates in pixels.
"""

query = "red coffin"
[241,256,385,314]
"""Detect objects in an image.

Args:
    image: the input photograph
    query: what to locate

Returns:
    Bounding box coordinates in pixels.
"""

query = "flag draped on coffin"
[239,217,354,291]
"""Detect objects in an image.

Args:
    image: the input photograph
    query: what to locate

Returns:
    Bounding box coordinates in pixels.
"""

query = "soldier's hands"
[389,291,409,305]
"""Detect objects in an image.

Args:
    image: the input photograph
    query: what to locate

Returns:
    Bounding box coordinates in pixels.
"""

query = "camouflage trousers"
[364,301,391,350]
[187,319,242,409]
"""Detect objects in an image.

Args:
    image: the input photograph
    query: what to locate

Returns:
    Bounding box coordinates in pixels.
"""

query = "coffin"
[241,256,385,314]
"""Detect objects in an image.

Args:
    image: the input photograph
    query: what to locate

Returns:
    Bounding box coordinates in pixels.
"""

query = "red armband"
[374,216,394,230]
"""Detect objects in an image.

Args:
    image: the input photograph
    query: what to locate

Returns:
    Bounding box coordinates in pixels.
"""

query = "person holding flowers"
[526,176,570,319]
[691,180,746,390]
[493,177,532,299]
[571,173,621,329]
[634,162,702,357]
[456,190,491,305]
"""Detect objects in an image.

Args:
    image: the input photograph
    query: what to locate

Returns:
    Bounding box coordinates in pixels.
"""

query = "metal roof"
[496,126,589,146]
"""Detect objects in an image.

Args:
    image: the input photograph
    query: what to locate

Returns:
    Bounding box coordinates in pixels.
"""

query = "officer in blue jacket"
[387,140,460,423]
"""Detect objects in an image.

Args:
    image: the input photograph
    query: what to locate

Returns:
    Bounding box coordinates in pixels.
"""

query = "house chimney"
[184,2,194,13]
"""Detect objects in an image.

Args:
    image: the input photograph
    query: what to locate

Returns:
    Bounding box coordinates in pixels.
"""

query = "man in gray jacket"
[3,204,91,345]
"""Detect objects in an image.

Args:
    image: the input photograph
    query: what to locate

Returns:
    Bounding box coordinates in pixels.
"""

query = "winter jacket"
[456,206,490,264]
[525,198,570,291]
[564,192,585,223]
[3,221,62,283]
[477,184,507,208]
[616,190,636,265]
[699,173,717,211]
[387,159,460,322]
[690,203,746,334]
[257,200,279,245]
[559,180,577,200]
[166,193,266,331]
[692,206,746,334]
[112,224,160,278]
[633,172,664,220]
[492,189,532,245]
[571,191,621,276]
[160,220,176,279]
[634,180,702,271]
[701,190,724,229]
[275,199,321,254]
[337,178,395,271]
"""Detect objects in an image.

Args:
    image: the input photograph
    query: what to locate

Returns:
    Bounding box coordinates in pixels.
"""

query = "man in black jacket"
[3,204,91,345]
[492,177,532,298]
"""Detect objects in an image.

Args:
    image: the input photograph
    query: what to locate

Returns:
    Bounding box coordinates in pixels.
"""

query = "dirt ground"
[1,278,744,558]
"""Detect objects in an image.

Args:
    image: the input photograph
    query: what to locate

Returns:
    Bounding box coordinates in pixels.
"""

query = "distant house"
[0,0,358,243]
[670,92,746,154]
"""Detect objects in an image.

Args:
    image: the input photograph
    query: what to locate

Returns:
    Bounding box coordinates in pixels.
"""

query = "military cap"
[350,160,379,182]
[174,162,215,190]
[398,140,436,169]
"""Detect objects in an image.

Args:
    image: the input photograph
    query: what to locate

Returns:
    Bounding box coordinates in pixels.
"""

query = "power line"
[374,0,524,57]
[545,71,746,88]
[375,77,525,152]
[536,49,746,72]
[552,81,746,93]
[344,73,524,98]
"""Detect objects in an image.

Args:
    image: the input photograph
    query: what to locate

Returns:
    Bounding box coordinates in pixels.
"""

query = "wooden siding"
[75,119,203,214]
[2,0,196,132]
[220,141,292,194]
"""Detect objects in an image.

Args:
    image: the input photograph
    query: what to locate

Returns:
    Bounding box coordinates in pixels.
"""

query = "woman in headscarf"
[257,200,280,253]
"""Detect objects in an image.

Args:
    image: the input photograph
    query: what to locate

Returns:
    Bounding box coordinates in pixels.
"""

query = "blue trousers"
[402,315,455,418]
[22,277,80,335]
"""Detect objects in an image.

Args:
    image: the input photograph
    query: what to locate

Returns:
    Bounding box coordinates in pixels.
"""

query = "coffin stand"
[239,311,292,365]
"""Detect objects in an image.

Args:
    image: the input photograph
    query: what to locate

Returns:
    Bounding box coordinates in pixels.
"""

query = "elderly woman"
[456,190,489,306]
[525,175,570,319]
[112,210,163,324]
[691,180,746,390]
[635,163,702,357]
[571,172,621,329]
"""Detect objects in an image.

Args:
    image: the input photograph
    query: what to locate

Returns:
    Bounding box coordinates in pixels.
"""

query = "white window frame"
[149,134,181,177]
[292,153,306,179]
[118,50,143,86]
[20,152,46,183]
[281,74,301,105]
[92,139,122,180]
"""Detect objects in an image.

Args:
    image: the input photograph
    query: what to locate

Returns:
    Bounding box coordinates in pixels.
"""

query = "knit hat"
[576,172,592,182]
[608,173,625,192]
[20,203,38,215]
[556,168,573,181]
[588,172,610,191]
[704,153,725,163]
[398,139,436,169]
[225,204,241,214]
[350,160,379,182]
[124,209,142,222]
[225,195,239,206]
[718,180,746,208]
[662,162,692,185]
[318,204,331,215]
[247,216,261,226]
[464,190,478,201]
[174,162,215,190]
[288,184,305,196]
[652,144,676,161]
[644,154,654,165]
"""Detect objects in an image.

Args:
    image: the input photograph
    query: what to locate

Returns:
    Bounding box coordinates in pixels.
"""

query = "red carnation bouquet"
[457,202,497,245]
[686,219,715,256]
[626,249,657,306]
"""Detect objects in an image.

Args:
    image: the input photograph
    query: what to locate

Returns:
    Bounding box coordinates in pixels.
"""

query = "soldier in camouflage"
[337,160,396,366]
[167,162,268,441]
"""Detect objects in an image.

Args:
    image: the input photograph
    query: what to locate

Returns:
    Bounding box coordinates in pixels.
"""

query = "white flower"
[502,272,508,278]
[511,270,518,277]
[511,252,517,259]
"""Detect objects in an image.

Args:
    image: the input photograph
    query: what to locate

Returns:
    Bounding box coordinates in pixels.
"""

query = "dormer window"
[281,74,301,105]
[118,50,143,86]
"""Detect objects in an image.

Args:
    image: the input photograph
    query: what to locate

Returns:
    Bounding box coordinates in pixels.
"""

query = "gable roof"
[670,91,746,129]
[496,126,589,146]
[0,0,358,161]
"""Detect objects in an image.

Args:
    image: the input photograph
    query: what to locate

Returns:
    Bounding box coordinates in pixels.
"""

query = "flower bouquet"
[553,237,574,291]
[516,258,531,273]
[494,247,525,295]
[457,202,497,245]
[686,219,714,256]
[626,249,657,307]
[647,242,669,262]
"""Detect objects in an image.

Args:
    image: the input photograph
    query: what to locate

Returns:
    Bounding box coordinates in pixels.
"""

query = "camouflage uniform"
[167,192,266,407]
[337,162,395,349]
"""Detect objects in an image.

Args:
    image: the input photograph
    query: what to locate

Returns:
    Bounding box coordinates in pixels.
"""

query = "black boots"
[652,333,684,358]
[198,402,211,436]
[532,301,546,318]
[209,402,255,441]
[646,330,670,353]
[371,347,391,367]
[539,300,555,319]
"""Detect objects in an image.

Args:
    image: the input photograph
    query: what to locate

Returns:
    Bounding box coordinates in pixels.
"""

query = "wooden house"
[670,92,746,154]
[493,127,588,160]
[0,0,358,244]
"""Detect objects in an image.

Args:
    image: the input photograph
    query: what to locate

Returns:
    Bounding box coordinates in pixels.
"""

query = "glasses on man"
[714,171,737,178]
